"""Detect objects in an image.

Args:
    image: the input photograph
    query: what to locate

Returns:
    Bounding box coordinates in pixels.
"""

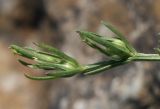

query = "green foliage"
[10,21,160,80]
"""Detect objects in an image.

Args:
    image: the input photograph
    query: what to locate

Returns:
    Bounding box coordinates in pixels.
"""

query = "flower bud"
[77,31,134,59]
[107,38,133,59]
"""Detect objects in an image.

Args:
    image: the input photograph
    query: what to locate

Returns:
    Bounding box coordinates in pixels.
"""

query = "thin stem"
[83,59,131,75]
[83,53,160,75]
[130,53,160,61]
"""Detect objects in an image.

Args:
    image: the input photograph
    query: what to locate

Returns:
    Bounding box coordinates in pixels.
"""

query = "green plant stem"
[130,53,160,61]
[83,53,160,75]
[83,60,130,75]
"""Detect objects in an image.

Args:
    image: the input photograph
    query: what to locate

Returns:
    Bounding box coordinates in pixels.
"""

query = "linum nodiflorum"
[10,21,160,80]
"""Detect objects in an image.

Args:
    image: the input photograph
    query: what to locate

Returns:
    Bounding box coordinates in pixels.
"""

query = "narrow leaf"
[25,74,57,80]
[10,45,60,63]
[47,68,83,77]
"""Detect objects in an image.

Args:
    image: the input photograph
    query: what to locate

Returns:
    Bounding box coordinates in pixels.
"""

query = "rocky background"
[0,0,160,109]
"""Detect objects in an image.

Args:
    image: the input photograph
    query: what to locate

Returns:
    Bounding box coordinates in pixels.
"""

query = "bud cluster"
[10,21,145,80]
[10,43,83,80]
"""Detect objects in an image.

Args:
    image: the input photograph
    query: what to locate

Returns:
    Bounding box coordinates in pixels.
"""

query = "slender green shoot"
[10,21,160,80]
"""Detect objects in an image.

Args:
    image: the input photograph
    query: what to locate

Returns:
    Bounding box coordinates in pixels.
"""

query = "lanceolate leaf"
[25,68,83,80]
[47,68,83,77]
[25,74,57,80]
[10,45,59,62]
[18,59,74,70]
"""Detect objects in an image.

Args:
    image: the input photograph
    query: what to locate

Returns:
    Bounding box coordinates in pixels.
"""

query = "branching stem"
[10,21,160,80]
[83,53,160,75]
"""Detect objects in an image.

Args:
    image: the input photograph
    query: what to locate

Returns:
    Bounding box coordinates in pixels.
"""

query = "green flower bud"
[77,31,134,59]
[10,44,80,67]
[107,38,133,59]
[10,44,83,80]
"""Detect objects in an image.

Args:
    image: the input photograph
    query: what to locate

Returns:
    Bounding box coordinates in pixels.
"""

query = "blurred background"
[0,0,160,109]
